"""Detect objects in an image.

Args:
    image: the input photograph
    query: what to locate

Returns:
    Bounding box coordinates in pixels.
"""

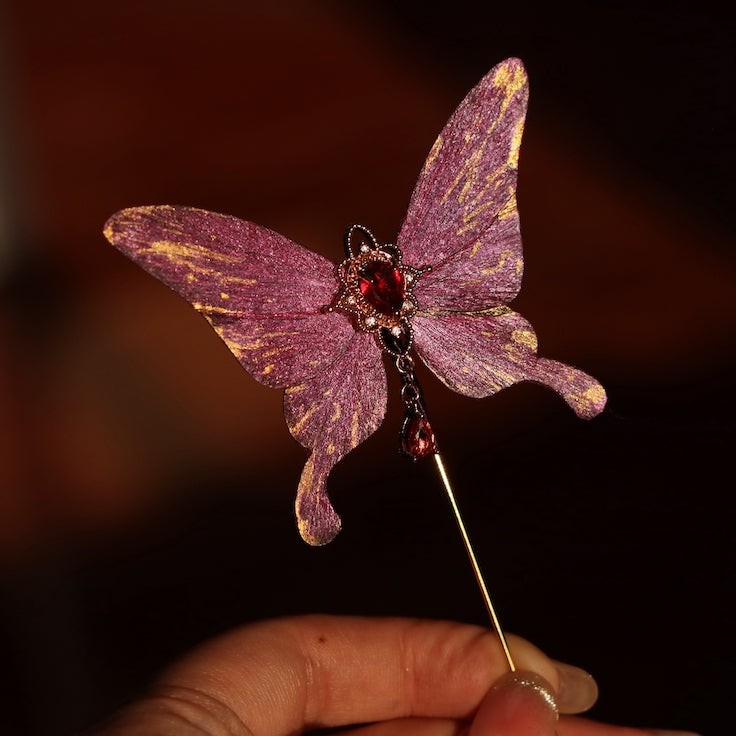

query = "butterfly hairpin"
[105,58,606,553]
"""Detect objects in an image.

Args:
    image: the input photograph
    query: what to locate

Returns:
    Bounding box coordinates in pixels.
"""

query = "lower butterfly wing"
[413,311,606,419]
[397,58,528,312]
[105,205,355,388]
[284,331,386,545]
[105,206,388,544]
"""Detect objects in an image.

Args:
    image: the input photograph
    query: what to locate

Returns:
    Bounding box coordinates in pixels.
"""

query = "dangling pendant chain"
[395,353,438,459]
[333,224,516,671]
[396,354,424,419]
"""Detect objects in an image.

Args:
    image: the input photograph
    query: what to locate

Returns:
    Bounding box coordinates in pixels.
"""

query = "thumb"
[469,671,559,736]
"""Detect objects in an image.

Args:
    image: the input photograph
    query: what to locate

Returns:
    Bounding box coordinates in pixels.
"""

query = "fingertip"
[553,661,599,714]
[469,670,558,736]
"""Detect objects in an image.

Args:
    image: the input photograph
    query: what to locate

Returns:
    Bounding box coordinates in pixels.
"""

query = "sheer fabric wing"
[397,58,528,312]
[284,331,387,545]
[105,206,355,388]
[413,311,606,419]
[397,59,606,416]
[105,205,389,545]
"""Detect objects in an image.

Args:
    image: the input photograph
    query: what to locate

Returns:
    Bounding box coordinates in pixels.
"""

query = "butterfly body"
[104,58,606,546]
[331,224,426,356]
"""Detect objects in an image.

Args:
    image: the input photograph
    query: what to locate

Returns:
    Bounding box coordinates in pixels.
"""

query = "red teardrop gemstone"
[358,260,405,315]
[401,415,438,459]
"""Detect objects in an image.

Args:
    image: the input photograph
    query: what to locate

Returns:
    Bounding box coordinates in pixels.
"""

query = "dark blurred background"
[0,2,733,734]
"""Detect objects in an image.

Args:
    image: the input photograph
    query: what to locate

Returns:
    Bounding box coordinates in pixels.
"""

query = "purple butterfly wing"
[398,59,605,417]
[412,311,605,418]
[284,331,386,545]
[105,206,355,386]
[398,58,527,310]
[105,206,387,543]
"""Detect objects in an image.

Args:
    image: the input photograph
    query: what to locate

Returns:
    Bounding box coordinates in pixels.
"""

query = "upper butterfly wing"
[397,58,528,312]
[105,206,355,388]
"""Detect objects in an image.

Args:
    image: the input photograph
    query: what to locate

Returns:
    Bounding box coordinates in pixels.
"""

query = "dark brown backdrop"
[0,2,732,735]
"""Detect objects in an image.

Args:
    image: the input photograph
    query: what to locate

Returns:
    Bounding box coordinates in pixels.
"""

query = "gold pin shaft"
[433,452,516,672]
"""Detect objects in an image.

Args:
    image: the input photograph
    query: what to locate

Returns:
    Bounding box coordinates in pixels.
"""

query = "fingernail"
[491,671,559,713]
[470,670,558,735]
[553,661,599,714]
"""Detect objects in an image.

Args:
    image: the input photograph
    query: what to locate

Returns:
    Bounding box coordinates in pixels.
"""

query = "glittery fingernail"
[491,671,559,713]
[470,671,558,735]
[553,661,599,714]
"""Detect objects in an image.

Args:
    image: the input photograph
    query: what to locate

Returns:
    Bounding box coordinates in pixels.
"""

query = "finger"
[342,716,464,736]
[558,717,702,736]
[334,712,699,736]
[553,661,599,715]
[155,615,562,734]
[468,671,558,736]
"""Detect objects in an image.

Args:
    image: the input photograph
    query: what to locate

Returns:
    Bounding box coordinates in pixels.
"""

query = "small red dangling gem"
[401,414,438,459]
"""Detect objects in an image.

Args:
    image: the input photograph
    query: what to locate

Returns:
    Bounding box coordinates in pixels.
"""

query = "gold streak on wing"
[147,239,239,264]
[469,240,483,257]
[184,262,256,287]
[510,329,537,350]
[262,364,274,375]
[259,346,291,359]
[419,305,512,318]
[581,384,606,406]
[441,144,485,206]
[439,117,521,235]
[289,405,317,436]
[213,270,257,287]
[286,383,306,394]
[260,330,301,339]
[422,134,444,173]
[297,456,315,500]
[193,303,243,316]
[503,343,524,359]
[331,402,341,422]
[491,63,527,121]
[481,249,514,276]
[482,366,518,388]
[476,305,513,318]
[457,182,510,235]
[496,194,518,221]
[459,163,519,234]
[220,292,229,300]
[145,240,258,287]
[350,406,360,447]
[509,117,525,169]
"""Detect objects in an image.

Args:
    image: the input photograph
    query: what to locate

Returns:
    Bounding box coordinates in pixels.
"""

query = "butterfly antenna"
[395,353,516,671]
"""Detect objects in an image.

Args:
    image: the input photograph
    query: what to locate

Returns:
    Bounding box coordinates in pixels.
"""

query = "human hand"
[88,615,698,736]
